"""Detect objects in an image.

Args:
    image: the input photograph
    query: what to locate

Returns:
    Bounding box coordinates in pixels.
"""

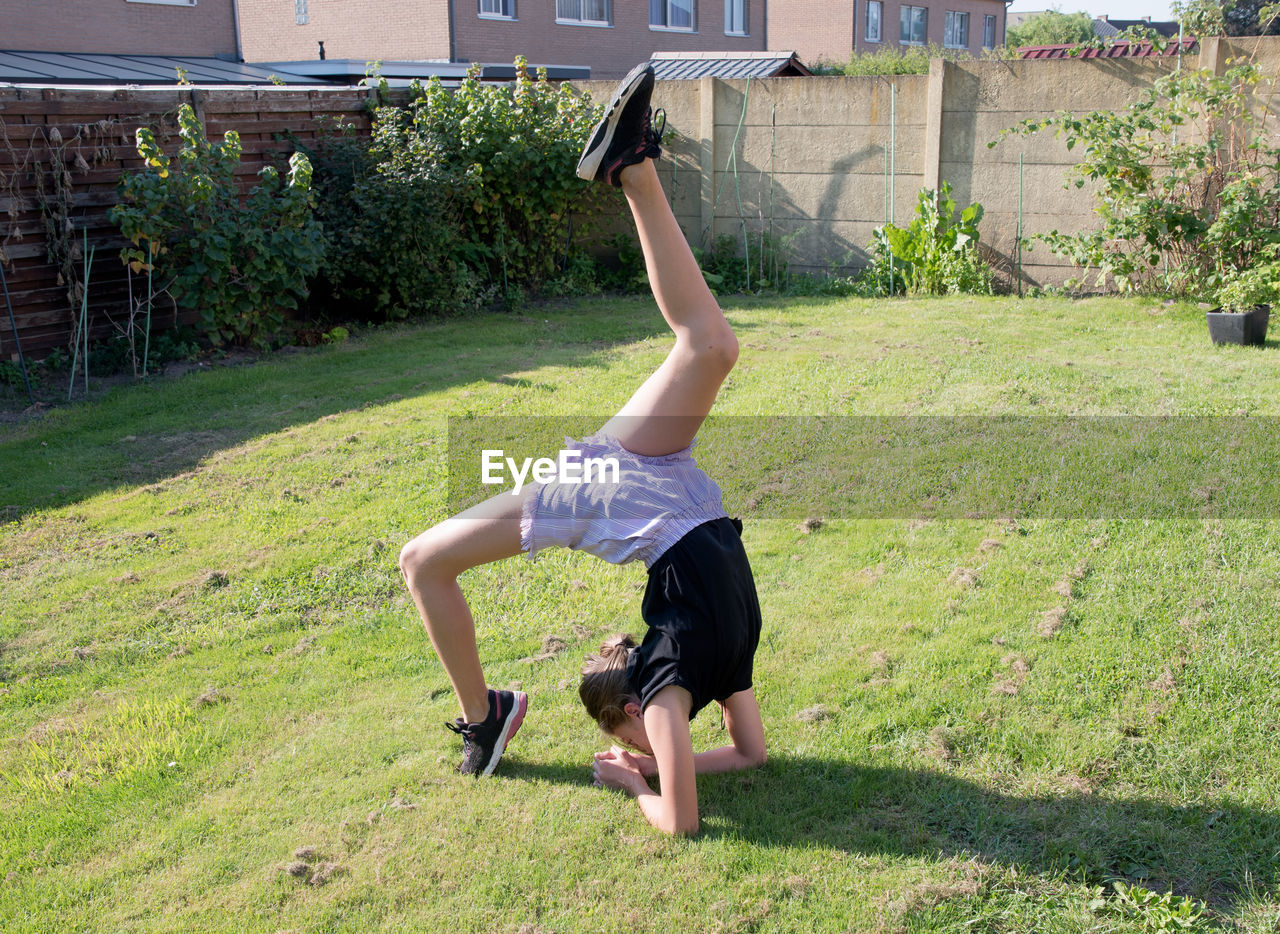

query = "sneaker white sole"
[575,62,653,183]
[482,690,528,776]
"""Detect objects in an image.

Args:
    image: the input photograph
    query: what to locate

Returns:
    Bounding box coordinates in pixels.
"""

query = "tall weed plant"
[869,183,993,296]
[111,105,324,349]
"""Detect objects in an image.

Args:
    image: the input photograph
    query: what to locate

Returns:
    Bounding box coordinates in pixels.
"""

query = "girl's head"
[579,633,651,753]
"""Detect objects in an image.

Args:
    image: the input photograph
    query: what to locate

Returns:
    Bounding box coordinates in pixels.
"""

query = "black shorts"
[627,517,763,717]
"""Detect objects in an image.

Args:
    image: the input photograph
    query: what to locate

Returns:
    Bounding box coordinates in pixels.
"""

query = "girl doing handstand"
[398,63,766,835]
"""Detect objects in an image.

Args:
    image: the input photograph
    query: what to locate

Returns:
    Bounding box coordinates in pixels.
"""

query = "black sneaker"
[576,62,665,187]
[445,688,528,776]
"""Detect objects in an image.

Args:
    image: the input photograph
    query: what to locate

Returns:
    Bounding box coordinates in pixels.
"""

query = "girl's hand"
[598,744,657,779]
[591,748,649,796]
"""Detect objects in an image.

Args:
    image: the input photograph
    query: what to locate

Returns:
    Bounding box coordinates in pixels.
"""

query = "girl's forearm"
[631,743,764,778]
[692,744,766,773]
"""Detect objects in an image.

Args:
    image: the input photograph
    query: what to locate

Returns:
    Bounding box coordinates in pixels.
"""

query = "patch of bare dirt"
[948,567,979,589]
[797,704,834,723]
[928,726,959,762]
[194,688,227,708]
[526,634,568,663]
[1038,607,1068,638]
[992,654,1030,695]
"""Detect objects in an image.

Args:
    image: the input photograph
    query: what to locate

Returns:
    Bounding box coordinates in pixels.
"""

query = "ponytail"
[579,633,638,730]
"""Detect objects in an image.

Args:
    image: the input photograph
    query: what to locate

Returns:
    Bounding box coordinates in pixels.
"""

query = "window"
[557,0,610,24]
[865,0,882,41]
[725,0,747,35]
[944,10,969,48]
[295,0,308,25]
[651,0,695,30]
[479,0,515,19]
[125,0,197,6]
[899,4,926,44]
[983,14,996,48]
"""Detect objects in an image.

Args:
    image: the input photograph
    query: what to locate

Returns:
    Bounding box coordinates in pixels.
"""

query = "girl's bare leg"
[398,487,531,723]
[599,159,738,458]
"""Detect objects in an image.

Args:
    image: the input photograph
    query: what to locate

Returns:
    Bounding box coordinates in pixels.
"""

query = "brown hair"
[579,633,638,730]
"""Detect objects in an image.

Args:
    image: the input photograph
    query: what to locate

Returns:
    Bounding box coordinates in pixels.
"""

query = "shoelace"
[445,719,474,743]
[644,107,666,146]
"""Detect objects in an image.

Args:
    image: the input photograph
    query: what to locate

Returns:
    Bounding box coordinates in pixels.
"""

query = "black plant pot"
[1206,304,1270,346]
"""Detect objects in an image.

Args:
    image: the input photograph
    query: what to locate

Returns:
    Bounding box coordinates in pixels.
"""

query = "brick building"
[236,0,1006,79]
[0,0,239,58]
[237,1,767,79]
[769,0,1008,62]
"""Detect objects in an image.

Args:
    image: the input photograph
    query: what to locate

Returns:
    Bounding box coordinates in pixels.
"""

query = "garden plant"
[111,104,325,350]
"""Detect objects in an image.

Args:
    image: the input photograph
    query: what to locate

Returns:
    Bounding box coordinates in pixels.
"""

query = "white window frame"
[126,0,197,6]
[983,13,997,48]
[650,0,696,32]
[294,0,308,25]
[557,0,611,26]
[479,0,516,20]
[899,4,926,44]
[725,0,747,35]
[865,0,882,41]
[944,10,969,48]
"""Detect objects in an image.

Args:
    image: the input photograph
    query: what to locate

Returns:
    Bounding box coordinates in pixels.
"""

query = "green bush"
[1005,10,1096,49]
[110,104,324,349]
[868,183,992,296]
[812,44,982,76]
[374,58,602,302]
[302,115,476,320]
[996,63,1280,297]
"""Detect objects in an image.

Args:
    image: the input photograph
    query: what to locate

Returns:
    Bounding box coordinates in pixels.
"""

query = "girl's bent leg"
[599,159,739,459]
[398,487,531,723]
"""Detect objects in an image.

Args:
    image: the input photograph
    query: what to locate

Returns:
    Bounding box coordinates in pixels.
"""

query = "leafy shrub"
[868,183,992,296]
[111,104,325,349]
[314,126,471,319]
[1005,11,1096,49]
[812,44,981,76]
[541,251,606,299]
[370,58,603,303]
[996,63,1280,297]
[1214,243,1280,312]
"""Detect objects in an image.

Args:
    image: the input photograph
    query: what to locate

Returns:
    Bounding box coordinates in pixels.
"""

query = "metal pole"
[890,81,897,293]
[1013,152,1024,296]
[0,259,34,407]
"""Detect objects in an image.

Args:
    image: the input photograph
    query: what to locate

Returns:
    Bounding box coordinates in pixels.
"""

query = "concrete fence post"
[700,75,717,248]
[1198,36,1224,75]
[923,57,947,191]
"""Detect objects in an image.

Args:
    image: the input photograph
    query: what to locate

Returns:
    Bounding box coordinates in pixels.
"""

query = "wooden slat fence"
[0,85,374,359]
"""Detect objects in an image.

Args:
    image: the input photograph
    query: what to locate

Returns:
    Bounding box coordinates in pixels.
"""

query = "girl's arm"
[608,688,767,779]
[593,686,699,835]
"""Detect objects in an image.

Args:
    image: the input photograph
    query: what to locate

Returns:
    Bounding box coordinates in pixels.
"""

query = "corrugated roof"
[1093,17,1181,38]
[0,51,327,85]
[1019,38,1197,59]
[260,59,590,85]
[649,51,811,81]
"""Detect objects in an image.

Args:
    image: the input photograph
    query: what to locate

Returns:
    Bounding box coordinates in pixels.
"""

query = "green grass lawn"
[1,295,1278,933]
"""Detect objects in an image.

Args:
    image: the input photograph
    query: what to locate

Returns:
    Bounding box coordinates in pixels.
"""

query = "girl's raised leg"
[598,158,739,458]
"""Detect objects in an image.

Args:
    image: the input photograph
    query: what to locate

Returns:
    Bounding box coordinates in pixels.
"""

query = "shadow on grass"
[0,300,760,519]
[514,755,1277,908]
